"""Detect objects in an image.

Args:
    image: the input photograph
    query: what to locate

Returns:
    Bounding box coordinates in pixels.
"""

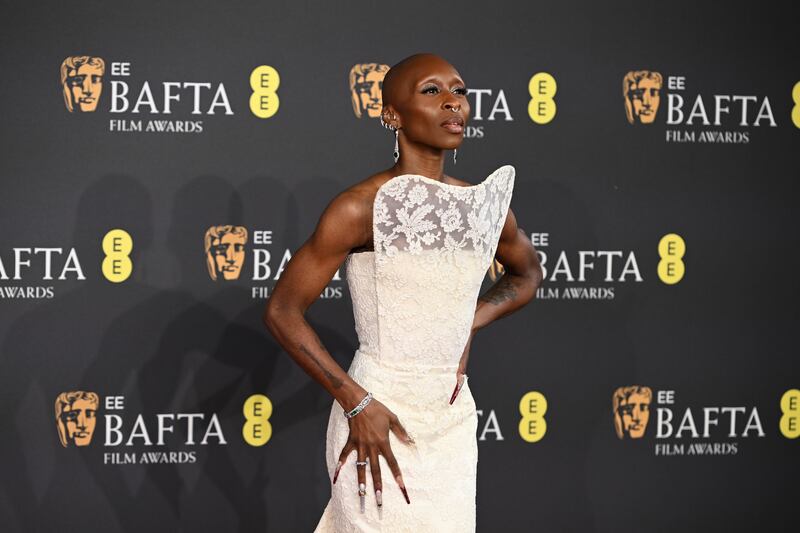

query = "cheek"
[408,110,444,138]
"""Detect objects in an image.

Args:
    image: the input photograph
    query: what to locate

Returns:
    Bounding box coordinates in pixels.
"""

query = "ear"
[381,106,400,130]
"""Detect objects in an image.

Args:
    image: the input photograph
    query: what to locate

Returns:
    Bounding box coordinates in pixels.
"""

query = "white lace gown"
[314,164,515,532]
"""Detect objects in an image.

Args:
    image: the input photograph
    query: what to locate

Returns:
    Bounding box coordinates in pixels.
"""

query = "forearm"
[472,270,541,331]
[264,307,367,411]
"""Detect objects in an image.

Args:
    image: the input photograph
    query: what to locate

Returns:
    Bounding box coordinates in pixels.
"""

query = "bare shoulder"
[313,172,395,253]
[332,171,394,213]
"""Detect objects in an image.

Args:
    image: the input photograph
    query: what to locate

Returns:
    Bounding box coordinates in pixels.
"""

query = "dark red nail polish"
[400,485,411,504]
[333,462,342,484]
[450,383,459,404]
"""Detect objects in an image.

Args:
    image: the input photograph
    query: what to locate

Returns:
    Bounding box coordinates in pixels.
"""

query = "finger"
[369,449,383,508]
[334,438,354,484]
[356,445,368,513]
[380,443,410,504]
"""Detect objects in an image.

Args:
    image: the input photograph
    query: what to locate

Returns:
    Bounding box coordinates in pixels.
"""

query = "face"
[627,77,661,124]
[211,233,246,280]
[617,393,650,438]
[387,58,470,150]
[355,69,384,118]
[66,63,103,112]
[60,398,97,446]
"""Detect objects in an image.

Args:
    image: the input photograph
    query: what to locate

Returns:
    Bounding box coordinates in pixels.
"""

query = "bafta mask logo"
[350,63,390,119]
[623,70,662,124]
[55,391,99,447]
[60,56,106,113]
[205,225,248,281]
[612,385,652,439]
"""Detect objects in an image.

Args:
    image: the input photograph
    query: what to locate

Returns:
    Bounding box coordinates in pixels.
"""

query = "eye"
[454,87,467,95]
[422,85,438,94]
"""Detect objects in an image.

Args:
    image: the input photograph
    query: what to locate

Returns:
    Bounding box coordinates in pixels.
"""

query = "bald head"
[381,53,458,108]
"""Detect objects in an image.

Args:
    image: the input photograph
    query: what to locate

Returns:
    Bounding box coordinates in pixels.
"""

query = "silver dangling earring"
[453,148,457,165]
[380,113,399,163]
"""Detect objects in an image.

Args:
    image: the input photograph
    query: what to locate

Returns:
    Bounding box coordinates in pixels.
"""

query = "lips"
[441,116,464,127]
[441,115,464,133]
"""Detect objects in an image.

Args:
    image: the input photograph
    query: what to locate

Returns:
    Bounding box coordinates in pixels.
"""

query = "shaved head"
[381,53,458,108]
[377,52,468,155]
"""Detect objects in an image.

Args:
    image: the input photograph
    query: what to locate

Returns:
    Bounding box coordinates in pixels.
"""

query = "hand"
[332,397,414,511]
[450,329,476,405]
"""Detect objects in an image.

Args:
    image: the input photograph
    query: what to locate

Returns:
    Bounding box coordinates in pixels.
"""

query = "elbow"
[527,263,544,296]
[533,263,544,288]
[262,297,284,331]
[263,296,303,333]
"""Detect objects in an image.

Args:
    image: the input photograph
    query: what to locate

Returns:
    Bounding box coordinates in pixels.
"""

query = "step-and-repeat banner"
[1,1,797,531]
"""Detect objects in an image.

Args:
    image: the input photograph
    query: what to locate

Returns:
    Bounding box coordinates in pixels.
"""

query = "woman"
[263,52,542,532]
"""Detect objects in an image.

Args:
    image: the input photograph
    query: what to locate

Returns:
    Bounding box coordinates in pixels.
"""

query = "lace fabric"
[315,164,515,532]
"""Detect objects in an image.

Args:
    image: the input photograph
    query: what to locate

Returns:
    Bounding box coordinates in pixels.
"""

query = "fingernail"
[400,485,411,504]
[376,489,383,507]
[449,383,459,405]
[333,461,342,484]
[359,483,366,513]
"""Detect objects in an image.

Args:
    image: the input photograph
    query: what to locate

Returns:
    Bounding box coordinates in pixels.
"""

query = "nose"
[443,99,460,112]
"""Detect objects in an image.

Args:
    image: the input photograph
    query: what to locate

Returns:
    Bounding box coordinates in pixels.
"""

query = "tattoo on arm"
[479,274,518,305]
[298,339,343,389]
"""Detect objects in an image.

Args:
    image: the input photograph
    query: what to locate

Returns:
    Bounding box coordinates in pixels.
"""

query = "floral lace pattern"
[373,164,515,268]
[315,165,515,532]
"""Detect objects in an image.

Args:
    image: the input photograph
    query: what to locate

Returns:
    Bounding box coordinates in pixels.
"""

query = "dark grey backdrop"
[1,1,798,532]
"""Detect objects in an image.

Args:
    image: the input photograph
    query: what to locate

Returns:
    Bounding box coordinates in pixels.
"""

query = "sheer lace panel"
[373,164,515,268]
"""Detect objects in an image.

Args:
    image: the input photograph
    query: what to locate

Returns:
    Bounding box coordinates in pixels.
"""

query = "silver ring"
[356,461,368,466]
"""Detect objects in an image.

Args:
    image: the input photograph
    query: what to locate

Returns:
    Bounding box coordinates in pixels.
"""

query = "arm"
[472,206,542,332]
[451,206,543,404]
[263,187,414,506]
[262,190,369,412]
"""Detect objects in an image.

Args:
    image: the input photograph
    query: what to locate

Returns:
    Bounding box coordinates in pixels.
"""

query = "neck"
[391,141,447,181]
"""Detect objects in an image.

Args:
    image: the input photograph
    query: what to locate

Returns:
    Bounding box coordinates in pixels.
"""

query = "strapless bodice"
[343,164,516,370]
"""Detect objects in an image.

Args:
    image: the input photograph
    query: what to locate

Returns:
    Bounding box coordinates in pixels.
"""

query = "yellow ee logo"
[791,81,800,129]
[101,229,132,283]
[250,65,280,119]
[518,391,547,442]
[657,233,685,284]
[779,389,800,438]
[243,394,273,446]
[528,73,556,124]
